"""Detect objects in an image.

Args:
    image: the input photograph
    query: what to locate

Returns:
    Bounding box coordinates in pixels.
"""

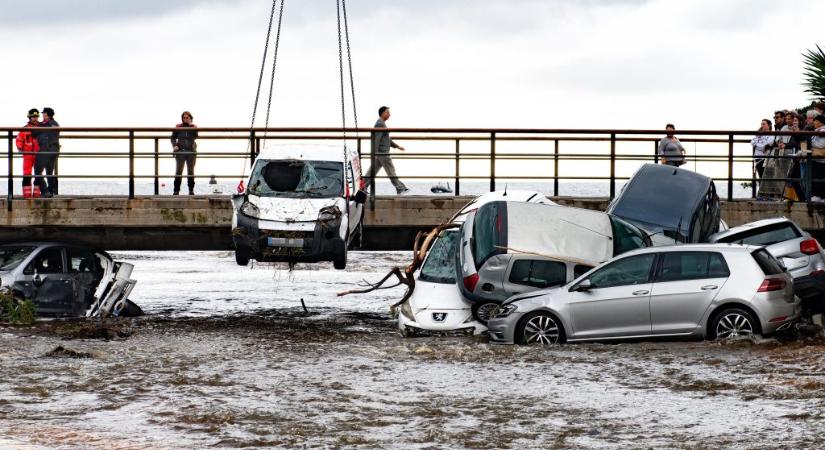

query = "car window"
[658,252,730,282]
[25,247,65,274]
[472,202,506,269]
[508,259,567,289]
[420,230,459,284]
[588,254,655,289]
[574,264,593,279]
[0,245,36,271]
[68,248,101,274]
[610,216,650,255]
[717,222,801,246]
[752,249,784,275]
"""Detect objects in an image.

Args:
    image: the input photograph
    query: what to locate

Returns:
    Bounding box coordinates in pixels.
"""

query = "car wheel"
[333,240,347,270]
[117,299,144,317]
[471,301,500,324]
[710,308,758,339]
[516,311,565,345]
[235,248,250,266]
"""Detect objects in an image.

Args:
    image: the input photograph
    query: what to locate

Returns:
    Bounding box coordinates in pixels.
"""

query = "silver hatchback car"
[488,245,798,345]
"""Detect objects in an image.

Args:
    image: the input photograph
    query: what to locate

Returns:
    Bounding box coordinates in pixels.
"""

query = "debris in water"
[44,345,94,359]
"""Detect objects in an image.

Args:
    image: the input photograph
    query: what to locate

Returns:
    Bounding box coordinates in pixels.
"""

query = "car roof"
[255,146,351,163]
[0,241,109,254]
[618,243,756,257]
[453,190,554,223]
[708,217,796,241]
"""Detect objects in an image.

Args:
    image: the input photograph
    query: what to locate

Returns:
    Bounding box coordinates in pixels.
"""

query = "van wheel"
[333,241,347,270]
[710,308,757,339]
[117,299,143,317]
[516,311,565,345]
[235,248,250,266]
[471,301,500,324]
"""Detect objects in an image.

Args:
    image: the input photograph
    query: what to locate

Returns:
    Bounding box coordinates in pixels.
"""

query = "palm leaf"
[802,44,825,100]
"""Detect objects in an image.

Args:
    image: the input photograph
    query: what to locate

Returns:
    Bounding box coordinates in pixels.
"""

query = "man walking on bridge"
[364,106,409,194]
[33,107,60,198]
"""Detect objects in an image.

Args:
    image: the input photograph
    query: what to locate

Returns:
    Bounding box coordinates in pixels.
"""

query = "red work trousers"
[22,153,35,187]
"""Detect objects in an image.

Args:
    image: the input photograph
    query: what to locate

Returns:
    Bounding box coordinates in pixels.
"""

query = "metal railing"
[2,126,822,212]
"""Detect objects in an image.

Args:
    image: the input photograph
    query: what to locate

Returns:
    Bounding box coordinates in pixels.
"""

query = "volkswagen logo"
[432,312,447,322]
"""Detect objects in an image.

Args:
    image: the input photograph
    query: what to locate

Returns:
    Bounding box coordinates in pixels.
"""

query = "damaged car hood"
[246,196,345,222]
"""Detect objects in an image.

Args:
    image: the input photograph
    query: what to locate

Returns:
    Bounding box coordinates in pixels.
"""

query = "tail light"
[800,239,820,255]
[758,278,786,292]
[463,273,480,292]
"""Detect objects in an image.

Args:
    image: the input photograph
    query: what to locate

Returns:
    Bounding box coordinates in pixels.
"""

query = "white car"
[231,147,367,270]
[398,190,554,336]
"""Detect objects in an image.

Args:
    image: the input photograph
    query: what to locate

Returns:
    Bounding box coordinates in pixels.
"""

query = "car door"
[502,257,569,298]
[567,253,656,339]
[24,246,78,316]
[650,251,729,334]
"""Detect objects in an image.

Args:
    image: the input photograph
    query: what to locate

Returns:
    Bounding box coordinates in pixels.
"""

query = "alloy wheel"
[715,313,754,338]
[475,303,499,323]
[523,315,561,345]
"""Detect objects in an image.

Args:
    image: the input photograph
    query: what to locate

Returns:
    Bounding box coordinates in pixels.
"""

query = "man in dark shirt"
[33,107,60,197]
[363,106,409,194]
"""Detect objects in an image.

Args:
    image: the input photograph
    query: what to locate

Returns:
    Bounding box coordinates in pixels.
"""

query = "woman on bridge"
[171,111,198,195]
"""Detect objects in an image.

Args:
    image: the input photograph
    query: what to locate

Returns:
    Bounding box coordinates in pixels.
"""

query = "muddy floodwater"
[1,252,824,449]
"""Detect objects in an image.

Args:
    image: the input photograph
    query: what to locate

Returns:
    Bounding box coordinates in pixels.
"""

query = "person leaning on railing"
[809,114,825,202]
[170,111,198,195]
[15,109,41,195]
[751,118,775,179]
[657,123,686,167]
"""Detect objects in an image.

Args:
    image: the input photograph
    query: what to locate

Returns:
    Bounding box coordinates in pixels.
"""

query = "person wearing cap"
[363,106,409,194]
[809,114,825,201]
[33,107,60,197]
[170,111,198,195]
[15,109,41,195]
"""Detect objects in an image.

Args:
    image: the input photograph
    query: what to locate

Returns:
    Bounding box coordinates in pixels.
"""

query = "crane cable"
[239,0,284,192]
[336,0,359,154]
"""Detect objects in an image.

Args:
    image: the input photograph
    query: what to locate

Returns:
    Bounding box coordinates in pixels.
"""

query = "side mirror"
[32,272,43,288]
[574,279,592,292]
[353,190,367,204]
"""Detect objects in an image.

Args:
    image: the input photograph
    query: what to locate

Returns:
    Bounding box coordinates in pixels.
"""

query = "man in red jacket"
[15,109,40,196]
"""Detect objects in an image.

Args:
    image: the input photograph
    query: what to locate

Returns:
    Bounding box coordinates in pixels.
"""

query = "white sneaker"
[812,196,823,202]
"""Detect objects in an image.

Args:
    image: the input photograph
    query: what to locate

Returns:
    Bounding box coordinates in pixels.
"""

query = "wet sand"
[1,309,824,450]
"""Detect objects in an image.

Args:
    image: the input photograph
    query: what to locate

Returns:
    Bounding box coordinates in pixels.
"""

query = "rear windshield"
[751,249,785,275]
[0,246,36,271]
[420,230,458,284]
[248,159,343,198]
[610,216,650,255]
[716,222,801,246]
[472,202,507,269]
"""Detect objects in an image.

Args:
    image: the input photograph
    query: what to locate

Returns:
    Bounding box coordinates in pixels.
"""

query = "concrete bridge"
[0,196,822,251]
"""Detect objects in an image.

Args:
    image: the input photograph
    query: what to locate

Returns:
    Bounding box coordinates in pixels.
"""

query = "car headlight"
[400,301,415,321]
[494,303,519,318]
[318,206,342,222]
[240,201,260,218]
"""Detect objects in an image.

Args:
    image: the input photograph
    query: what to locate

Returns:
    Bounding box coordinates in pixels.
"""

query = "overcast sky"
[2,0,824,130]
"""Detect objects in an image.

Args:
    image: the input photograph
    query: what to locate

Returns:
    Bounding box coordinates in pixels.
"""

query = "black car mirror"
[574,279,592,292]
[353,190,367,204]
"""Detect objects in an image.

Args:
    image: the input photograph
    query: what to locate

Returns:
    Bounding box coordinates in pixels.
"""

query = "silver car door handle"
[701,285,718,290]
[632,290,649,295]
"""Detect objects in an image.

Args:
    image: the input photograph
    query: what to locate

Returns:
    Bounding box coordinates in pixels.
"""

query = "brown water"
[0,310,824,449]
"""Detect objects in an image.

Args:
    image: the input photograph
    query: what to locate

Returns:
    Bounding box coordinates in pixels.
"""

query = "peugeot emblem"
[432,312,447,322]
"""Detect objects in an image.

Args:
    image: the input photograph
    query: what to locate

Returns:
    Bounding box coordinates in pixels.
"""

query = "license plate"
[267,237,304,247]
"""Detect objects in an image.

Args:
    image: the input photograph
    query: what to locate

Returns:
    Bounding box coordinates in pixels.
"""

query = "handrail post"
[553,139,559,196]
[255,137,261,160]
[153,138,160,195]
[806,152,813,207]
[369,131,375,211]
[490,132,496,192]
[7,131,13,211]
[609,133,616,198]
[454,139,460,196]
[653,140,659,164]
[249,131,256,166]
[728,134,734,202]
[128,131,135,199]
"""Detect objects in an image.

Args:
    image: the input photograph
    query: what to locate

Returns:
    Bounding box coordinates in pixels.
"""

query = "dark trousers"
[812,161,825,198]
[173,151,196,193]
[34,151,58,195]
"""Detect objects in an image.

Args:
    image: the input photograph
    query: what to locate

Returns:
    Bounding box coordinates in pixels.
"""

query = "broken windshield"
[0,246,36,271]
[248,160,344,198]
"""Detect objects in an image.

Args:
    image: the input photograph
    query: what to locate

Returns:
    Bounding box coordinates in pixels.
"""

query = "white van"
[231,147,367,270]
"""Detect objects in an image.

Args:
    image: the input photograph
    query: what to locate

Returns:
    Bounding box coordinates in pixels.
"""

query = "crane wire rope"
[263,0,286,142]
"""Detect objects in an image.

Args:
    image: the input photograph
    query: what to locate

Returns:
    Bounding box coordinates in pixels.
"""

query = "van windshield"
[0,246,36,271]
[248,160,343,198]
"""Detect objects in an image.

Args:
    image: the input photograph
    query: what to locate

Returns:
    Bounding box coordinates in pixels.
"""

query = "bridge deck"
[0,196,819,250]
